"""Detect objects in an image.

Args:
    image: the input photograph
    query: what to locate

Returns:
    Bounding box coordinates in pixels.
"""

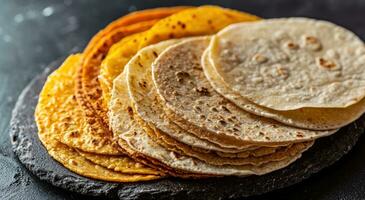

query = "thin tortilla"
[110,70,213,178]
[203,48,365,130]
[209,18,365,110]
[126,39,272,153]
[76,7,187,155]
[152,37,335,148]
[35,55,161,181]
[110,67,313,176]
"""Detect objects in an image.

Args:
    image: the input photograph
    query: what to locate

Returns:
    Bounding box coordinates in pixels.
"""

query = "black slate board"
[9,58,365,200]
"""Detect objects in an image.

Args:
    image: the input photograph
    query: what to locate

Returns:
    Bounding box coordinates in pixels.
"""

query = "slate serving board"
[9,58,365,200]
[2,0,365,199]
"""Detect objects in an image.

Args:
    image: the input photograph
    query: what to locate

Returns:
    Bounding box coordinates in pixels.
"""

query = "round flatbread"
[203,49,365,130]
[35,54,120,155]
[100,5,260,105]
[210,18,365,110]
[118,123,313,176]
[110,69,212,178]
[35,55,161,181]
[77,150,162,175]
[75,7,187,156]
[140,115,307,166]
[126,38,274,153]
[152,37,335,148]
[110,68,313,175]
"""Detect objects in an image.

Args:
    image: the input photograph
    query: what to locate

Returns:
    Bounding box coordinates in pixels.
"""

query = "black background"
[1,0,365,199]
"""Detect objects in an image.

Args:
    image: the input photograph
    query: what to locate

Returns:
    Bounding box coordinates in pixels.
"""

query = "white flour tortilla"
[210,18,365,110]
[110,63,313,175]
[152,37,335,148]
[202,49,365,130]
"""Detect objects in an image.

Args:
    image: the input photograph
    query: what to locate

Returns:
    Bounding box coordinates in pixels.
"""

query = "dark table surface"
[1,0,365,199]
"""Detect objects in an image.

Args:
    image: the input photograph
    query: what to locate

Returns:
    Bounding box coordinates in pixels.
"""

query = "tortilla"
[152,37,335,148]
[100,5,260,104]
[77,150,163,175]
[203,49,365,130]
[118,124,313,176]
[141,115,307,166]
[34,54,119,155]
[110,68,313,176]
[83,6,191,62]
[209,18,365,111]
[126,38,266,153]
[37,140,159,182]
[35,55,161,181]
[142,115,278,159]
[75,8,187,155]
[110,70,213,178]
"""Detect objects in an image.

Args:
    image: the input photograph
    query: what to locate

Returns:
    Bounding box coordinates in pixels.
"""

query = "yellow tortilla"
[35,55,162,181]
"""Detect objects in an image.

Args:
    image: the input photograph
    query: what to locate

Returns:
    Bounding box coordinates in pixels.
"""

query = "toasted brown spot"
[127,106,134,116]
[194,87,209,96]
[137,62,143,68]
[316,57,336,69]
[220,105,231,113]
[68,131,79,138]
[175,71,190,82]
[285,41,299,50]
[210,107,218,112]
[193,105,202,112]
[218,120,227,126]
[152,51,158,58]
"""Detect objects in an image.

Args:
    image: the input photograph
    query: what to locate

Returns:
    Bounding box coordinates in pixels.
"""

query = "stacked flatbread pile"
[35,6,365,181]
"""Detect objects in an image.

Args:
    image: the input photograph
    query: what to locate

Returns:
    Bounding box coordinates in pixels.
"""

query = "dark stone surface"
[1,0,365,199]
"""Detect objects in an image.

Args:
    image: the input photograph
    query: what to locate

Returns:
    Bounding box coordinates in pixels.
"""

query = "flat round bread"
[140,114,308,166]
[110,70,212,178]
[126,39,274,153]
[152,37,335,148]
[77,150,162,175]
[35,55,161,181]
[202,49,365,130]
[119,124,313,176]
[110,70,313,175]
[75,7,187,156]
[36,54,120,155]
[100,5,260,105]
[210,18,365,110]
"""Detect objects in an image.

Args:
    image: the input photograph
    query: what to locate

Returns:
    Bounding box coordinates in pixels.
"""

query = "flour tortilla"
[210,18,365,110]
[152,37,335,148]
[110,69,212,177]
[110,56,313,176]
[203,49,365,130]
[142,114,279,159]
[35,55,161,181]
[118,124,313,176]
[141,115,310,166]
[126,38,279,153]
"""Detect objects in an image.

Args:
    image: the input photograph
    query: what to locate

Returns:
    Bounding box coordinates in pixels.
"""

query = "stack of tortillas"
[35,5,365,181]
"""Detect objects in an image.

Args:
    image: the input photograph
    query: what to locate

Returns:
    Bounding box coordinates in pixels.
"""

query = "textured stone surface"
[1,0,365,199]
[10,58,365,199]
